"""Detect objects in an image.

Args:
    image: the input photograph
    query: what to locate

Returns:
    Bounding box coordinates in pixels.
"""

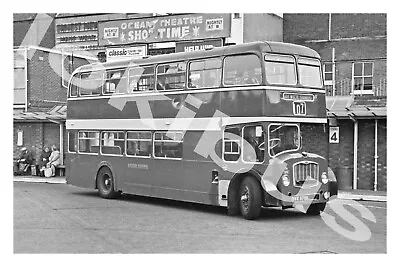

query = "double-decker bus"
[66,41,337,220]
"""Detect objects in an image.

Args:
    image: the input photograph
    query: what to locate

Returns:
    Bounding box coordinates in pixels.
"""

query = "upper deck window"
[156,62,186,90]
[188,58,222,89]
[264,54,296,86]
[298,57,323,88]
[79,72,103,96]
[103,69,128,94]
[129,65,155,92]
[223,54,262,86]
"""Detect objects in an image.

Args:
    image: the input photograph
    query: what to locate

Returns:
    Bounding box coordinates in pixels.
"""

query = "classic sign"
[98,13,231,46]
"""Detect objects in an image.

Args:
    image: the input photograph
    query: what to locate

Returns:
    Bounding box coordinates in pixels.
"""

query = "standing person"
[38,146,51,177]
[45,145,60,177]
[14,147,34,175]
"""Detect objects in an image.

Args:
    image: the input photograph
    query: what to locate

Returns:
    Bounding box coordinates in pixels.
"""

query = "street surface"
[14,182,386,253]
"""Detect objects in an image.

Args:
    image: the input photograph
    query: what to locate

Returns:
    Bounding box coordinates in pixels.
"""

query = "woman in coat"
[46,145,60,177]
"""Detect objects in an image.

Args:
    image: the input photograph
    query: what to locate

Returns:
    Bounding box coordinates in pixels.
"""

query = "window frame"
[323,62,334,86]
[126,131,153,158]
[352,61,374,95]
[100,131,125,157]
[241,125,265,164]
[222,126,242,163]
[68,131,78,153]
[267,123,301,158]
[102,68,129,95]
[263,53,297,86]
[77,131,100,155]
[156,61,188,92]
[297,57,323,88]
[128,65,156,92]
[188,57,223,89]
[152,131,183,160]
[78,71,103,97]
[222,53,263,87]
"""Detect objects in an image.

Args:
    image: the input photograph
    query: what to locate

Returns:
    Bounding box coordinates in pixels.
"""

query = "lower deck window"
[223,127,241,162]
[68,131,77,152]
[126,131,152,157]
[101,131,125,155]
[78,131,100,153]
[154,131,183,159]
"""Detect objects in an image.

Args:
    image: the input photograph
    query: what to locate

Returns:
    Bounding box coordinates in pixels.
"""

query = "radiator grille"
[293,162,319,186]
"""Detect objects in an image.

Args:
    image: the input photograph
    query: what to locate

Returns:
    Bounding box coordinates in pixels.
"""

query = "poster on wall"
[106,46,147,62]
[98,13,231,46]
[175,39,223,53]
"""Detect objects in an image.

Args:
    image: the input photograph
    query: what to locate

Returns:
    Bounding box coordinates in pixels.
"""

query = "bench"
[55,165,66,176]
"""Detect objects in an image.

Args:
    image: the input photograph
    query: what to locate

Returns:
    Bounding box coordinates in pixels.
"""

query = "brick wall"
[283,14,329,43]
[328,120,354,185]
[331,13,386,39]
[300,123,328,159]
[377,120,387,191]
[26,49,90,111]
[13,14,56,49]
[13,122,67,164]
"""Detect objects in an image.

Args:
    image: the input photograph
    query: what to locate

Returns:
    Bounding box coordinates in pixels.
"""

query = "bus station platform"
[13,175,387,202]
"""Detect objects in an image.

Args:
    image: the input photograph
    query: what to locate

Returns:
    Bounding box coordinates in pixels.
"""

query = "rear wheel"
[96,167,120,199]
[306,203,326,215]
[239,176,262,220]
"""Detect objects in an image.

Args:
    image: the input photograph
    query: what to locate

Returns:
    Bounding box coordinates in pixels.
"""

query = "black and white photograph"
[10,3,392,259]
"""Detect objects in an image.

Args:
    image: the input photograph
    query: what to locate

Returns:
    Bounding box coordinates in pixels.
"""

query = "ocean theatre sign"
[98,13,231,46]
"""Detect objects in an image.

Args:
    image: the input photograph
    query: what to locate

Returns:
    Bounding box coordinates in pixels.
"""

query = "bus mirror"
[255,126,262,137]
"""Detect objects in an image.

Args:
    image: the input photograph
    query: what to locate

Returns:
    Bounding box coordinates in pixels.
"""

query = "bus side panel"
[220,89,265,117]
[108,156,154,197]
[181,131,220,205]
[66,153,98,189]
[151,159,184,200]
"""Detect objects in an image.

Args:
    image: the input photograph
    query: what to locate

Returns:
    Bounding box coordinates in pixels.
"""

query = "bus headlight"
[321,172,328,184]
[281,168,290,187]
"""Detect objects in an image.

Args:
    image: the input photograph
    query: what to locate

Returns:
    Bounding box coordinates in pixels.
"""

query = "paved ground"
[14,182,386,253]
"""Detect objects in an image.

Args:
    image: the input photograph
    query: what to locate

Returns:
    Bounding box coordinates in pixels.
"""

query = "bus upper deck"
[67,41,326,124]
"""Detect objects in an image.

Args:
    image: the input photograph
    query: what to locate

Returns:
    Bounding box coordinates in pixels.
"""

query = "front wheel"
[96,167,120,199]
[239,176,262,220]
[306,203,326,215]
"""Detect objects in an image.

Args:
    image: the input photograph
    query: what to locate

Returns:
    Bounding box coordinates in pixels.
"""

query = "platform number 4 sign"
[329,127,339,143]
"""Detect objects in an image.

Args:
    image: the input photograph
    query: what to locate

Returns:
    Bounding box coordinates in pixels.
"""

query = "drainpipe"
[349,116,358,190]
[24,47,28,112]
[374,119,378,191]
[332,47,336,96]
[59,121,64,165]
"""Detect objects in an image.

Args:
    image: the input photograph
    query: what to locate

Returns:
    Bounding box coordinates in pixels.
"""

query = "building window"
[323,63,333,86]
[188,58,222,89]
[353,62,373,95]
[14,50,26,106]
[78,131,99,154]
[101,131,125,155]
[126,131,152,157]
[153,131,183,159]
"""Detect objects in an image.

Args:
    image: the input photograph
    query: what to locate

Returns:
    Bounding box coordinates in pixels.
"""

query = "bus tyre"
[306,203,326,215]
[97,167,120,199]
[239,176,262,220]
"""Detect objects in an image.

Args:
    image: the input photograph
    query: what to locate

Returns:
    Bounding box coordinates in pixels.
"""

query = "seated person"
[45,145,60,177]
[38,146,51,177]
[14,147,34,175]
[243,127,264,162]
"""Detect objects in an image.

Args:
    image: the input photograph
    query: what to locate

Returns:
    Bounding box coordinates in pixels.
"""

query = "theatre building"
[283,13,387,191]
[97,13,283,61]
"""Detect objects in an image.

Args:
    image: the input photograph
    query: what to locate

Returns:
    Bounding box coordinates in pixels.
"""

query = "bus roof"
[76,41,320,73]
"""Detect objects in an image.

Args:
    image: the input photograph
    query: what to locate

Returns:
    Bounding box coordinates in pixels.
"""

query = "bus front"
[259,44,337,215]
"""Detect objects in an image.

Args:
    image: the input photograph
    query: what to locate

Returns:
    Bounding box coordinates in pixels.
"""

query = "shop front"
[97,13,231,60]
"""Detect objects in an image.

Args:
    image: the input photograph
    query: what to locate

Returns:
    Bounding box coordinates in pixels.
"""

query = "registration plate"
[292,195,309,202]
